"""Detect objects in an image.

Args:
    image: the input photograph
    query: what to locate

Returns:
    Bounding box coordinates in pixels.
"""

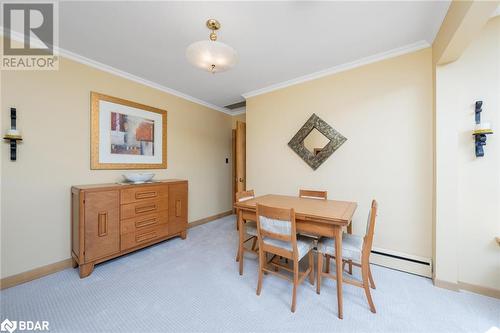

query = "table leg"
[335,226,343,319]
[347,221,353,274]
[238,210,244,275]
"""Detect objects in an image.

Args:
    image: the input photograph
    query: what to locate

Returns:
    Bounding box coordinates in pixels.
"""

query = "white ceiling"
[58,1,450,113]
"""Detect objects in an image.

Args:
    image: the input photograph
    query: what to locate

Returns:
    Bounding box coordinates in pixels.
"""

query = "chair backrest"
[256,204,298,257]
[299,189,327,200]
[236,189,255,202]
[362,200,378,257]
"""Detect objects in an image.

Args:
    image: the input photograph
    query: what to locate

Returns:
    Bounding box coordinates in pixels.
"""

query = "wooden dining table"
[234,194,357,319]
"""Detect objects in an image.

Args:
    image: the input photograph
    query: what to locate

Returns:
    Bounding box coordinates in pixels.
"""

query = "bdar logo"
[0,319,17,333]
[0,319,48,332]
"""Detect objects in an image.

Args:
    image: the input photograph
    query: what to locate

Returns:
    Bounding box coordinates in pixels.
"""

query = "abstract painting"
[91,92,167,169]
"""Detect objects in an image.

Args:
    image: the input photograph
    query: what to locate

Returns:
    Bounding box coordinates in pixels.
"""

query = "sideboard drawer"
[121,185,168,205]
[121,199,168,220]
[121,225,169,251]
[121,210,168,234]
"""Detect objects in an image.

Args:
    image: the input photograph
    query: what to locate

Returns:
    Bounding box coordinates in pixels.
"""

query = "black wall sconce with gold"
[473,101,493,157]
[3,107,23,161]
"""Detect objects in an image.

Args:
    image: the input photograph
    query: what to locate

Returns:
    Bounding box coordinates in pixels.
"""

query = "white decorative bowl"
[123,173,155,183]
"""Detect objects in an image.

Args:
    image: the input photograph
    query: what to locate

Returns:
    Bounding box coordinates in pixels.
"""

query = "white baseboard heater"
[370,247,432,278]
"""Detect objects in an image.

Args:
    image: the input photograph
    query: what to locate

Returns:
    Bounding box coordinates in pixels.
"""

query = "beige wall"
[435,17,500,291]
[246,48,433,259]
[1,56,234,278]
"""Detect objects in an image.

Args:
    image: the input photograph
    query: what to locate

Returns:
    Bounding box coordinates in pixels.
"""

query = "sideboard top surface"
[72,179,187,191]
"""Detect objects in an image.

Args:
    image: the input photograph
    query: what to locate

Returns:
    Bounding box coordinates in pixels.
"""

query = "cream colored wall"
[435,17,500,291]
[1,57,233,278]
[246,48,433,259]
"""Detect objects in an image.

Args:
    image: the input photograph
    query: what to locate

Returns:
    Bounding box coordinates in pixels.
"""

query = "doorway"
[232,121,246,209]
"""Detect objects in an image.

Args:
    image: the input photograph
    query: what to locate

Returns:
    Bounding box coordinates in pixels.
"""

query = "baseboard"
[0,259,73,290]
[370,247,432,278]
[433,278,460,291]
[1,210,233,290]
[458,281,500,299]
[433,279,500,299]
[188,210,233,228]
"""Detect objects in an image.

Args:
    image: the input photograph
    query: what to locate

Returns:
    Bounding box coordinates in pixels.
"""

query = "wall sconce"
[473,101,493,157]
[3,107,23,161]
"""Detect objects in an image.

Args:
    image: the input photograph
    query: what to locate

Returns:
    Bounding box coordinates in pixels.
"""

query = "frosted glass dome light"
[186,19,238,73]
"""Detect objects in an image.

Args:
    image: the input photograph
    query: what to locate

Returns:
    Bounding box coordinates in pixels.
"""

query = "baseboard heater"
[370,247,432,278]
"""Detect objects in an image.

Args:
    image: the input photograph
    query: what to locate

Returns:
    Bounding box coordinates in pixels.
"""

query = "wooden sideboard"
[71,179,188,278]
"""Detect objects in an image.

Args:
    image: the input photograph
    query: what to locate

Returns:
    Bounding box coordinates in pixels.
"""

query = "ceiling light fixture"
[186,19,238,73]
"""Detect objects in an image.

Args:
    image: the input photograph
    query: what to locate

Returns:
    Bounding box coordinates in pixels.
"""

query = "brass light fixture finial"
[206,19,220,41]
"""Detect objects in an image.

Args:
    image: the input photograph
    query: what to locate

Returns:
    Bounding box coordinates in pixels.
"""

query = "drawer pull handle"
[175,200,182,217]
[135,217,158,229]
[136,231,157,243]
[135,191,157,199]
[135,204,157,214]
[98,212,108,237]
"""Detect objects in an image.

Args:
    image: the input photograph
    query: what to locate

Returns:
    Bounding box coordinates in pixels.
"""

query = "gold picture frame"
[90,92,167,170]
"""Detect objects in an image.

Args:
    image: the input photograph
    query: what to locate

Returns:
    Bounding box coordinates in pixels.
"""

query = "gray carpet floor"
[1,215,499,332]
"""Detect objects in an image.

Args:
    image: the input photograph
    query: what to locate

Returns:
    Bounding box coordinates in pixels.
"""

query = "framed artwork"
[90,92,167,169]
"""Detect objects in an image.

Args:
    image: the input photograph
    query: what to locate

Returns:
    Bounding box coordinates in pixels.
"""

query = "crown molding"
[2,29,232,115]
[242,40,431,99]
[58,48,232,114]
[4,28,431,113]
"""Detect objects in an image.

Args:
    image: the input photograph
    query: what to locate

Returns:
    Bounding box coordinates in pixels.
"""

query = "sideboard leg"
[180,230,187,239]
[79,263,94,278]
[71,257,78,268]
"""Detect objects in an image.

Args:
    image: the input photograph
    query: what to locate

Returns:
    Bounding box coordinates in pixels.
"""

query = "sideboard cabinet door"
[84,190,120,262]
[168,183,188,235]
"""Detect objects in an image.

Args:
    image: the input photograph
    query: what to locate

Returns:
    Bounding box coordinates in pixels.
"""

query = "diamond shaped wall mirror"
[288,113,346,170]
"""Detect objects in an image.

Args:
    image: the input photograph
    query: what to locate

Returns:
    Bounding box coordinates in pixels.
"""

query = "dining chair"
[255,204,315,313]
[298,189,328,241]
[235,190,258,273]
[235,190,257,229]
[299,189,328,200]
[316,200,378,314]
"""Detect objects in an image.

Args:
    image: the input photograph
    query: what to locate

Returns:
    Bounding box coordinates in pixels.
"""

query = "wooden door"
[232,129,236,212]
[168,183,188,235]
[84,190,120,262]
[235,121,246,195]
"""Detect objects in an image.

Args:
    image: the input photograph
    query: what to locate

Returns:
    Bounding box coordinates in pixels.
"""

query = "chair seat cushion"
[263,236,314,260]
[317,233,363,262]
[245,222,258,237]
